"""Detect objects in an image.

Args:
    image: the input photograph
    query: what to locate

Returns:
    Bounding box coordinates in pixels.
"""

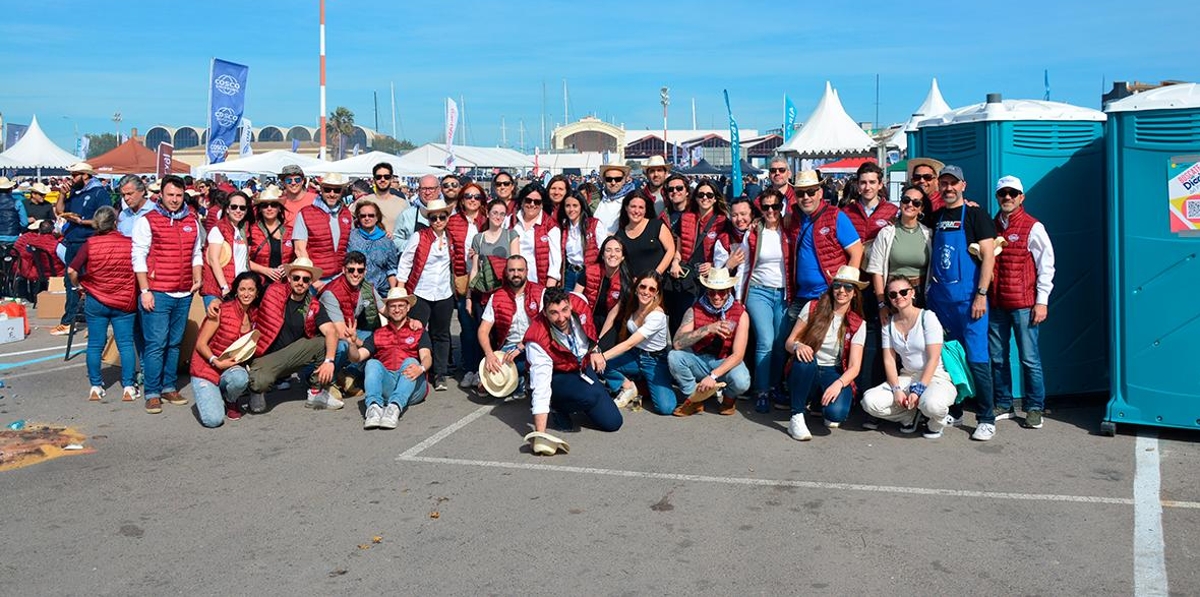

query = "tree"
[85,133,119,159]
[325,106,356,158]
[372,135,416,154]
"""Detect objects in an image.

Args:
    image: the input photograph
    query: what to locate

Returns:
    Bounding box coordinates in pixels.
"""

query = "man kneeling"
[346,287,432,430]
[667,268,751,416]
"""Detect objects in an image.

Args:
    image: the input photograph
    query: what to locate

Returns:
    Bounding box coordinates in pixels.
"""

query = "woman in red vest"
[737,189,793,414]
[781,266,868,440]
[598,271,676,415]
[200,191,253,308]
[544,175,571,221]
[247,186,293,284]
[468,198,520,312]
[67,207,138,403]
[191,271,261,426]
[665,179,728,332]
[556,191,601,294]
[573,236,629,350]
[447,183,487,389]
[396,199,458,391]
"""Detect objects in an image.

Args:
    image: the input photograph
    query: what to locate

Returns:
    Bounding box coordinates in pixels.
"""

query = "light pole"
[660,86,669,160]
[112,112,122,141]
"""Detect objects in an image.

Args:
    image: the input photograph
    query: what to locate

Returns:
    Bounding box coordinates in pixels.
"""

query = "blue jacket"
[0,192,27,241]
[62,178,110,244]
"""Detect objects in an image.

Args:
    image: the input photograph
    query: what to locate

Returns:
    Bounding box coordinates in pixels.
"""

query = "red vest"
[560,218,600,275]
[203,206,222,233]
[80,233,137,312]
[677,212,727,263]
[488,282,545,346]
[321,273,362,326]
[404,228,459,295]
[371,320,427,371]
[254,284,319,357]
[200,219,245,298]
[744,222,794,297]
[15,232,65,279]
[247,220,294,269]
[510,215,556,284]
[189,300,252,384]
[792,206,849,288]
[522,293,596,373]
[689,301,746,359]
[806,299,864,392]
[582,264,623,315]
[299,203,352,276]
[842,200,899,244]
[446,211,485,277]
[144,210,200,293]
[990,208,1039,310]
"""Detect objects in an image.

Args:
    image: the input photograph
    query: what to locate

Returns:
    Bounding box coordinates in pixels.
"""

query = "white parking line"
[1134,433,1169,596]
[396,403,497,459]
[0,344,68,358]
[4,362,86,380]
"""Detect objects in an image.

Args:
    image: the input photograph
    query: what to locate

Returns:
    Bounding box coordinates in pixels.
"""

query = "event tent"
[326,150,448,177]
[886,79,953,152]
[191,150,328,177]
[401,143,533,170]
[90,138,190,175]
[529,152,605,175]
[680,158,724,176]
[0,115,79,169]
[777,82,878,158]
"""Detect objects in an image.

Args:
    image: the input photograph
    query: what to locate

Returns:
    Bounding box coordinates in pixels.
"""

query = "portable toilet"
[1101,83,1200,435]
[910,95,1108,399]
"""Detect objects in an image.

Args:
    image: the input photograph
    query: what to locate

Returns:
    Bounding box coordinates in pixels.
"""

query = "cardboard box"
[94,296,206,373]
[36,292,67,320]
[47,277,66,293]
[0,317,26,344]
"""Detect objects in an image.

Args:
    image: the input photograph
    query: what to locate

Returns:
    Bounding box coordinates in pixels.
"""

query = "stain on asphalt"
[738,524,753,531]
[651,492,675,512]
[931,560,952,574]
[1092,468,1124,482]
[804,499,824,511]
[976,443,1004,454]
[568,508,584,515]
[119,524,144,538]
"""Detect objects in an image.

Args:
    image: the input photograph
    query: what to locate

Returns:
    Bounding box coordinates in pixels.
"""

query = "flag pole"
[318,0,327,160]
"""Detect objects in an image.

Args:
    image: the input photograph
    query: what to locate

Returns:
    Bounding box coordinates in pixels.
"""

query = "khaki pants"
[246,336,330,393]
[861,372,957,431]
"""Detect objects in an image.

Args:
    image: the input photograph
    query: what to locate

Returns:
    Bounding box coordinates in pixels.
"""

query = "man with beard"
[293,173,354,283]
[347,287,433,430]
[788,170,862,316]
[353,162,408,232]
[51,162,108,335]
[638,155,670,216]
[320,251,385,393]
[908,157,945,217]
[22,182,54,225]
[763,156,797,214]
[592,161,634,235]
[440,174,462,210]
[278,164,317,227]
[477,256,544,397]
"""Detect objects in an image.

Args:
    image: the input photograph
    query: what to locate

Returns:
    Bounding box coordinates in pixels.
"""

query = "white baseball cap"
[995,175,1024,194]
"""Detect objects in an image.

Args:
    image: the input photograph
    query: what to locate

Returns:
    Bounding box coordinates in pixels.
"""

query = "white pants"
[861,372,957,431]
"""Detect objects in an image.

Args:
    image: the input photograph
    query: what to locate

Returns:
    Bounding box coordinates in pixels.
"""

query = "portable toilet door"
[1101,83,1200,436]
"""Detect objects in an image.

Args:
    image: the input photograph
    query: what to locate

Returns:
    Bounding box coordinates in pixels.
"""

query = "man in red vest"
[477,256,544,395]
[346,287,433,430]
[132,175,203,414]
[320,251,384,394]
[278,164,316,227]
[764,156,797,215]
[987,176,1055,430]
[523,287,622,435]
[293,172,353,283]
[789,169,862,316]
[638,155,670,215]
[667,267,751,417]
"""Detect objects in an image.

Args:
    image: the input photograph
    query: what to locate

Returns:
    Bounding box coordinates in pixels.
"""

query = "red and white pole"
[318,0,327,160]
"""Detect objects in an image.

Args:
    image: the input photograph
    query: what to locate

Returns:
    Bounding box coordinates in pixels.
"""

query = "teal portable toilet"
[911,95,1108,399]
[1101,83,1200,436]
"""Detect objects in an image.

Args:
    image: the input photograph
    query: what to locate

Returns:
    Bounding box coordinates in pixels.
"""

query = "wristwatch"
[976,288,987,296]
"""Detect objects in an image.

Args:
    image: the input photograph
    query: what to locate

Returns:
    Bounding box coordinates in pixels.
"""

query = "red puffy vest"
[81,233,137,312]
[842,200,899,244]
[522,292,596,373]
[403,228,459,295]
[510,214,557,285]
[791,206,849,288]
[560,218,600,274]
[446,211,485,277]
[200,219,246,298]
[805,299,864,392]
[990,208,1039,310]
[144,210,200,293]
[371,320,427,371]
[15,233,63,279]
[677,212,727,263]
[689,300,746,359]
[299,203,352,276]
[321,273,362,326]
[189,300,252,384]
[582,263,623,315]
[254,284,319,357]
[247,220,294,269]
[488,282,545,346]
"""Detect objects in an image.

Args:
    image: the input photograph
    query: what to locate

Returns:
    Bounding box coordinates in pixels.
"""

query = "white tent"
[0,115,79,169]
[401,143,534,170]
[529,152,605,175]
[325,150,449,177]
[886,79,953,151]
[778,82,878,157]
[191,150,328,177]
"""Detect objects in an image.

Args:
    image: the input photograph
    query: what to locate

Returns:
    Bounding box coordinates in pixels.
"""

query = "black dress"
[617,218,666,279]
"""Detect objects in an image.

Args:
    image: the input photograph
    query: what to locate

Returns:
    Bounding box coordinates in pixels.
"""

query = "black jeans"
[412,296,454,378]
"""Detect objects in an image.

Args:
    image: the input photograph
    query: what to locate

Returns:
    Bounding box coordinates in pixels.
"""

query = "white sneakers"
[613,386,638,409]
[972,422,996,441]
[363,404,383,429]
[305,389,344,410]
[88,386,105,402]
[788,414,812,441]
[364,403,401,429]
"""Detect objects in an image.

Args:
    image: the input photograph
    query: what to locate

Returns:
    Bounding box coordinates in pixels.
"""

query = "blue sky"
[0,0,1194,151]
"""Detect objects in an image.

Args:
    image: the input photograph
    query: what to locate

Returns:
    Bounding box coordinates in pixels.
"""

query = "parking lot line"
[397,403,497,459]
[4,362,85,379]
[1134,432,1168,596]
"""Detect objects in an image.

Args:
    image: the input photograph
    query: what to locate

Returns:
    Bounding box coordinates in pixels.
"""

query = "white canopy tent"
[0,115,79,169]
[191,150,328,177]
[886,79,953,152]
[778,82,878,158]
[529,152,605,175]
[401,143,534,170]
[325,150,449,177]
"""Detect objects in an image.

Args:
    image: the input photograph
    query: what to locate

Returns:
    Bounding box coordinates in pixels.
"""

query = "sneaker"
[434,376,448,391]
[900,413,922,434]
[248,392,266,414]
[613,386,638,409]
[862,416,881,431]
[161,391,188,406]
[460,371,480,389]
[305,389,344,410]
[363,404,384,429]
[772,388,790,411]
[225,403,243,421]
[49,324,72,336]
[144,397,163,414]
[947,412,964,427]
[972,422,997,441]
[994,406,1015,421]
[275,379,291,391]
[788,414,813,441]
[88,386,105,402]
[824,419,841,429]
[122,386,137,402]
[753,393,770,414]
[1025,410,1044,429]
[922,417,951,439]
[379,404,401,429]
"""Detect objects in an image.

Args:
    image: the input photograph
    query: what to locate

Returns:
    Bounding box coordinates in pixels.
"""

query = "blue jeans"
[140,292,192,400]
[456,296,481,373]
[562,266,582,295]
[61,241,84,325]
[193,366,250,428]
[989,307,1045,412]
[364,358,429,409]
[928,297,994,424]
[550,369,622,432]
[202,294,220,309]
[788,359,853,422]
[603,348,676,415]
[84,295,136,388]
[666,350,751,398]
[333,329,373,381]
[745,285,787,394]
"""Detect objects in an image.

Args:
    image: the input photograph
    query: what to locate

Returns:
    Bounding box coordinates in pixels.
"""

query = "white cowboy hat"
[254,184,283,204]
[383,286,418,306]
[185,189,200,197]
[29,182,52,196]
[27,219,45,231]
[699,267,738,290]
[0,177,15,190]
[284,257,323,280]
[218,330,260,365]
[523,431,570,456]
[319,172,349,187]
[479,352,519,398]
[968,237,1009,258]
[420,198,453,217]
[67,162,95,175]
[640,155,672,171]
[792,170,821,189]
[599,162,630,177]
[832,265,869,290]
[148,181,161,193]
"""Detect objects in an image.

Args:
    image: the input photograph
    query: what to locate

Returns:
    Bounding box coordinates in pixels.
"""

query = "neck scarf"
[697,293,733,319]
[601,180,636,203]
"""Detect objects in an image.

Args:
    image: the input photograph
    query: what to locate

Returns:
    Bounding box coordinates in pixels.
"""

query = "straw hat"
[214,242,232,268]
[523,431,570,456]
[254,184,283,204]
[218,330,260,365]
[792,170,821,189]
[699,267,737,290]
[968,237,1009,258]
[599,161,630,178]
[641,155,672,171]
[284,257,323,280]
[29,182,51,196]
[420,198,453,217]
[907,157,945,175]
[478,351,519,398]
[148,181,161,193]
[832,265,869,290]
[27,219,44,231]
[67,162,95,175]
[383,286,417,306]
[185,189,200,198]
[319,172,348,188]
[0,177,15,190]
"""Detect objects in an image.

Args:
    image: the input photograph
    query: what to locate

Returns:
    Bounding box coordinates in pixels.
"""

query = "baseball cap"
[939,165,965,182]
[995,175,1024,193]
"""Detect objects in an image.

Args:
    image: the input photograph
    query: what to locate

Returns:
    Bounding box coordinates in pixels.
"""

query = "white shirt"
[748,227,784,288]
[481,289,541,347]
[565,225,584,266]
[882,309,948,377]
[207,225,248,278]
[396,230,453,301]
[131,212,204,299]
[628,310,669,352]
[511,212,562,284]
[526,316,590,416]
[997,214,1056,305]
[593,199,623,237]
[714,231,750,302]
[798,302,866,367]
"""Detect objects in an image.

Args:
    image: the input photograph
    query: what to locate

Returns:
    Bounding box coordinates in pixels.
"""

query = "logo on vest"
[578,313,587,324]
[285,240,293,247]
[1007,233,1020,243]
[610,290,620,299]
[405,336,415,344]
[529,300,538,311]
[183,226,194,233]
[341,216,351,225]
[875,219,889,228]
[819,226,831,235]
[540,235,549,242]
[707,230,717,239]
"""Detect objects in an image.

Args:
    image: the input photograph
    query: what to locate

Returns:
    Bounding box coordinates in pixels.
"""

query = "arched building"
[552,116,625,161]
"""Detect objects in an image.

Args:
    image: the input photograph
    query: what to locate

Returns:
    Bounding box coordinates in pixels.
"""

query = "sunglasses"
[798,188,821,197]
[900,197,923,208]
[321,187,342,193]
[911,174,935,182]
[708,287,732,295]
[831,282,857,292]
[887,288,914,299]
[226,204,248,212]
[494,181,513,187]
[282,176,303,184]
[604,177,624,183]
[345,266,366,274]
[760,202,782,211]
[374,174,393,180]
[667,185,687,193]
[523,198,542,205]
[637,283,659,292]
[260,203,281,210]
[696,192,716,199]
[429,213,449,221]
[290,275,312,283]
[358,213,378,220]
[463,193,484,200]
[997,189,1022,199]
[442,182,460,189]
[769,167,788,174]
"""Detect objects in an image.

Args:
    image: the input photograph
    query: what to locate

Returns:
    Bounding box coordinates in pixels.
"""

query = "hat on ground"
[29,182,51,196]
[599,161,631,178]
[319,172,348,188]
[792,170,821,189]
[832,265,869,290]
[279,164,304,177]
[907,157,945,175]
[0,177,15,190]
[218,330,260,365]
[939,165,965,182]
[700,267,737,290]
[383,286,417,306]
[479,352,519,398]
[148,181,161,193]
[284,257,323,281]
[995,175,1024,194]
[420,198,453,217]
[641,155,672,171]
[523,431,570,456]
[27,219,44,231]
[67,162,95,175]
[254,184,284,204]
[968,237,1009,258]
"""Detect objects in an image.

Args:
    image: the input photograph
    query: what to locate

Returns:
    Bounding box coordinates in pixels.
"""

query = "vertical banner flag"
[784,95,797,141]
[352,144,361,156]
[445,98,459,169]
[206,58,249,165]
[239,118,253,157]
[156,142,174,179]
[723,90,743,198]
[533,147,540,177]
[690,146,702,167]
[1167,156,1200,232]
[1044,70,1051,101]
[5,123,28,149]
[291,138,300,153]
[77,137,89,159]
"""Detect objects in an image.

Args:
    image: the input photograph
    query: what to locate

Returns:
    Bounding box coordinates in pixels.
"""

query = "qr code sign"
[1188,199,1200,219]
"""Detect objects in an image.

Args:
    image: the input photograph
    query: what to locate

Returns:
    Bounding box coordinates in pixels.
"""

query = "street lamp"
[112,112,122,140]
[660,87,669,160]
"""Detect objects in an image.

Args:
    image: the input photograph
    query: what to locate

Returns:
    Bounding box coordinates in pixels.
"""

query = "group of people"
[55,153,1054,452]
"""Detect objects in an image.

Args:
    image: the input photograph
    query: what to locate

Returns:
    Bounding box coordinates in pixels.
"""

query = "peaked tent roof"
[680,158,724,175]
[89,138,190,175]
[778,82,878,158]
[887,79,953,151]
[325,150,449,177]
[190,150,328,177]
[0,115,79,168]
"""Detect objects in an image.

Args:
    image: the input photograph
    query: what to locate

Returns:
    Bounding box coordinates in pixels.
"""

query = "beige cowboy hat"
[907,157,945,175]
[218,330,260,365]
[26,219,45,231]
[792,169,821,189]
[284,257,323,280]
[420,198,453,217]
[254,184,284,204]
[0,177,15,190]
[523,431,570,456]
[832,265,869,290]
[319,172,349,188]
[968,237,1009,258]
[640,155,672,171]
[29,182,52,196]
[383,286,418,306]
[214,242,232,268]
[699,267,738,290]
[599,162,631,178]
[148,181,161,193]
[185,189,200,198]
[67,162,96,175]
[478,351,519,398]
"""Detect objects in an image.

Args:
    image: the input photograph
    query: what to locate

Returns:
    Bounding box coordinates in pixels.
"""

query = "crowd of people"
[8,153,1057,452]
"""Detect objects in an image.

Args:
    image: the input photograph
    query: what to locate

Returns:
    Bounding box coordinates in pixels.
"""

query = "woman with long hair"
[557,191,601,293]
[665,178,728,332]
[446,182,488,389]
[347,200,399,293]
[544,175,572,220]
[739,188,793,414]
[781,266,868,439]
[598,271,676,415]
[509,182,562,288]
[573,235,630,350]
[866,184,932,313]
[201,190,254,308]
[712,196,756,302]
[491,170,517,213]
[469,199,521,310]
[247,186,293,284]
[615,193,675,280]
[190,271,262,426]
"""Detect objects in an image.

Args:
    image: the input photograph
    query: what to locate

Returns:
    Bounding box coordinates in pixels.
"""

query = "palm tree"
[326,107,356,159]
